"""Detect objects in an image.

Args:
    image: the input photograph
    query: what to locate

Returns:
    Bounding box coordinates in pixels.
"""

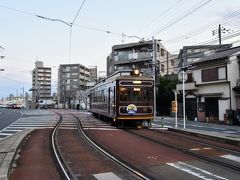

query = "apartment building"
[32,61,51,103]
[176,45,240,125]
[58,64,91,108]
[107,40,177,78]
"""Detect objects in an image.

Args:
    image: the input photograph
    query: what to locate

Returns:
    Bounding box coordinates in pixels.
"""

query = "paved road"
[0,109,58,140]
[0,108,21,131]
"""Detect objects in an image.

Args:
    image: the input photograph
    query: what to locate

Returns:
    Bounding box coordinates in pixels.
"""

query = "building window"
[202,67,226,82]
[66,73,70,78]
[218,67,226,80]
[161,64,165,72]
[186,73,193,82]
[71,73,78,76]
[160,48,165,57]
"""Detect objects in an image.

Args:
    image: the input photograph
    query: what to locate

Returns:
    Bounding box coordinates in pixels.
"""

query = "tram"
[89,68,154,127]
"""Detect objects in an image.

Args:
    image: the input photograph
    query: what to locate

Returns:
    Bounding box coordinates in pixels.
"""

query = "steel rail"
[74,114,152,180]
[151,128,240,155]
[127,129,240,172]
[51,114,76,180]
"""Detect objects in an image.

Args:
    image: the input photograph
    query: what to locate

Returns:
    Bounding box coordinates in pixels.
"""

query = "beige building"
[31,61,51,103]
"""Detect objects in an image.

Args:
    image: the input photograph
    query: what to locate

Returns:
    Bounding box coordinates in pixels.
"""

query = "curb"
[168,128,240,146]
[0,129,33,180]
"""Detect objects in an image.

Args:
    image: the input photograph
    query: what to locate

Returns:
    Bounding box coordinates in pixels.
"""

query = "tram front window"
[119,87,153,102]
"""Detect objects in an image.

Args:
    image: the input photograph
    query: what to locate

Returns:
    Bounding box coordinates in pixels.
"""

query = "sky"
[0,0,240,98]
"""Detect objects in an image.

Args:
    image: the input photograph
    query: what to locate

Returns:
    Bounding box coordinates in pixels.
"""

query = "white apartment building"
[32,61,51,103]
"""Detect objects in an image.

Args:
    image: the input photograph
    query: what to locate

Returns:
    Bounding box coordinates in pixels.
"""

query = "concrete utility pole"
[212,24,232,45]
[152,37,157,118]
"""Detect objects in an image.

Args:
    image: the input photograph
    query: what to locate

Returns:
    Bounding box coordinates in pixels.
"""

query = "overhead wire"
[135,0,185,36]
[68,0,86,63]
[166,9,240,43]
[71,0,86,25]
[0,4,138,41]
[147,0,212,39]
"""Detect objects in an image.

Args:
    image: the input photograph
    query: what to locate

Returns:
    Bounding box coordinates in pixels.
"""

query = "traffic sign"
[178,71,188,82]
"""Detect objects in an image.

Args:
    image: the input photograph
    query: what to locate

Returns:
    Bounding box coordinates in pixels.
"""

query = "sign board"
[171,101,178,112]
[178,71,188,82]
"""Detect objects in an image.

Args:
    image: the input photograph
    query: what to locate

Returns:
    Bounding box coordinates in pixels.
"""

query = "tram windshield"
[119,87,153,102]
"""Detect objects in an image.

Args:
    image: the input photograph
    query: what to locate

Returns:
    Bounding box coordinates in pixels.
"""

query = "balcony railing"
[176,82,198,91]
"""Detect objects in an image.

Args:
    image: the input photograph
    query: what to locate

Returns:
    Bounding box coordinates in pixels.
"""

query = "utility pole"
[212,24,232,45]
[22,87,25,107]
[0,45,5,71]
[152,37,157,118]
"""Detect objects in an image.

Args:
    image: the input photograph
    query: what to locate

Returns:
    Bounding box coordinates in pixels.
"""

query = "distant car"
[8,104,21,109]
[0,104,8,108]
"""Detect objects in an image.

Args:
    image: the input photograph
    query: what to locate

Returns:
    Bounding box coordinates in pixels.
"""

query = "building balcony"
[233,78,240,95]
[176,82,198,91]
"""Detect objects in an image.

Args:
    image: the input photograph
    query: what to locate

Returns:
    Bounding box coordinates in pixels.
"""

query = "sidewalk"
[0,129,33,180]
[154,116,240,145]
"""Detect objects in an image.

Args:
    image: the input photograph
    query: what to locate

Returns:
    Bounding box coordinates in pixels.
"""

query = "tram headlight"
[130,68,140,76]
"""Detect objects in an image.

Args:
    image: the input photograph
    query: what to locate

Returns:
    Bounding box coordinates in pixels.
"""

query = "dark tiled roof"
[182,44,232,50]
[190,46,240,65]
[112,40,153,50]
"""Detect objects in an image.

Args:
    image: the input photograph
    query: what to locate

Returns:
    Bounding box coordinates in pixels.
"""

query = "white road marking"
[190,148,201,151]
[223,131,237,134]
[0,133,13,136]
[221,154,240,163]
[190,147,212,151]
[84,128,119,130]
[167,161,228,180]
[94,172,121,180]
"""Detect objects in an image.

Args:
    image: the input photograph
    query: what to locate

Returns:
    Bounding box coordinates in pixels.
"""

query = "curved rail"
[74,114,152,180]
[151,129,240,155]
[51,113,76,180]
[127,129,240,172]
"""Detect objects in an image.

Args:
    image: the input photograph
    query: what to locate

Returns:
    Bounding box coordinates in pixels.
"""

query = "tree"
[156,76,177,116]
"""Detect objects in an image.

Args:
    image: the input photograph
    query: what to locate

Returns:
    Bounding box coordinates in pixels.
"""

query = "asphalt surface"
[1,109,240,180]
[0,108,21,132]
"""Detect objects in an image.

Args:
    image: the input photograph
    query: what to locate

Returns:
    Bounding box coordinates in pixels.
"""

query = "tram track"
[51,113,76,180]
[152,129,240,154]
[75,114,152,180]
[126,128,240,172]
[52,113,150,179]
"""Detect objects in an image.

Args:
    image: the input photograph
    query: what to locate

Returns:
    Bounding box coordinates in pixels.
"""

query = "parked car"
[0,104,8,108]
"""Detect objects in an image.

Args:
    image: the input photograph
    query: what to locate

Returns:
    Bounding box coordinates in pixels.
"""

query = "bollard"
[161,117,164,128]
